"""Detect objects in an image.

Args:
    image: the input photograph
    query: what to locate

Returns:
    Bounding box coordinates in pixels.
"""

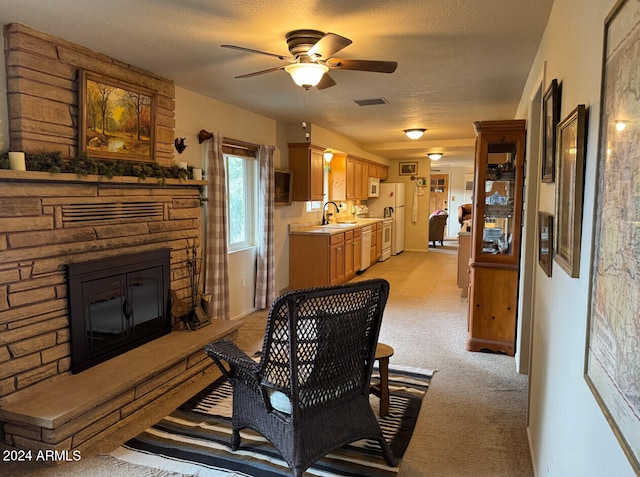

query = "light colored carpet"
[4,249,532,477]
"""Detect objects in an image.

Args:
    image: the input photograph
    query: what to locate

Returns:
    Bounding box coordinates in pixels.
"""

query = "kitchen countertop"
[289,218,383,236]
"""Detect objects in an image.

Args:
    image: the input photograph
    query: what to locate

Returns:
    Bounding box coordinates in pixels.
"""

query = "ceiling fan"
[221,29,398,89]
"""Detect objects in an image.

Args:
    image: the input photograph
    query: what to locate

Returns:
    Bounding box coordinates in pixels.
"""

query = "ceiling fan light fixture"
[428,153,444,161]
[404,128,426,140]
[284,63,329,88]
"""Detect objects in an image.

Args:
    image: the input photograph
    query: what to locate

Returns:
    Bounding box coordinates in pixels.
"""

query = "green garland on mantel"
[0,151,196,183]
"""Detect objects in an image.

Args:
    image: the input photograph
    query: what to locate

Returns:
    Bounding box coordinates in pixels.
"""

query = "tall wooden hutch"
[467,120,526,355]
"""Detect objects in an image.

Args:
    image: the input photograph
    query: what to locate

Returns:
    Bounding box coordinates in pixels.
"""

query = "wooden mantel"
[0,169,206,186]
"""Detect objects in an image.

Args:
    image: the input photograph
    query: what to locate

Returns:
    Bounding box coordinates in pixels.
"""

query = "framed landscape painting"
[79,70,157,162]
[399,162,417,176]
[542,79,560,183]
[554,104,587,278]
[537,212,553,277]
[585,0,640,473]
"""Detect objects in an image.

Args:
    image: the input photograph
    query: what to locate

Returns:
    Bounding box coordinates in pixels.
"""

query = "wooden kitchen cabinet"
[329,234,345,285]
[288,143,325,201]
[290,232,345,289]
[344,230,354,281]
[467,120,526,356]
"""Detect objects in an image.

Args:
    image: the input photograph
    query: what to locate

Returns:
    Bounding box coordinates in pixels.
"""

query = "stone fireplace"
[0,22,241,457]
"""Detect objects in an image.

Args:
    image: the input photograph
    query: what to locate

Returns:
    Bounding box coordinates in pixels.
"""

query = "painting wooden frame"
[274,168,293,206]
[399,162,417,176]
[542,78,560,183]
[554,104,587,278]
[79,70,157,162]
[585,0,640,472]
[537,212,553,277]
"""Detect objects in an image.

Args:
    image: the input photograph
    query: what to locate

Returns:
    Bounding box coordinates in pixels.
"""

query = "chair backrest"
[458,203,472,224]
[259,279,389,417]
[429,213,449,240]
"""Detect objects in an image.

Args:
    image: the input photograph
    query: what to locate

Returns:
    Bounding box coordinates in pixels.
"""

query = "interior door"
[430,173,449,214]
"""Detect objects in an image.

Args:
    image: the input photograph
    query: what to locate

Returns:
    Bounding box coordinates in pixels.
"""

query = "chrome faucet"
[322,201,340,225]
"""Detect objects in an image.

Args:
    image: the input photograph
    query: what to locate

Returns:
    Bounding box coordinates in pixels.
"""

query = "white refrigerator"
[368,183,405,255]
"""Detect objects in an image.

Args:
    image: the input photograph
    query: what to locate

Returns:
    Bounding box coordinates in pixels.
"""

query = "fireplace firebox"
[67,249,172,373]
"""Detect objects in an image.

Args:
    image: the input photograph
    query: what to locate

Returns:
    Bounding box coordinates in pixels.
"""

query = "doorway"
[430,173,449,214]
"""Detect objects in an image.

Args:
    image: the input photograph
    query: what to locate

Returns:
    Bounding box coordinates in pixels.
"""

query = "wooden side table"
[371,342,394,417]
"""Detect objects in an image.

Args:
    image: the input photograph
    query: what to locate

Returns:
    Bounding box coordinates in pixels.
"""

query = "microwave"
[368,177,380,197]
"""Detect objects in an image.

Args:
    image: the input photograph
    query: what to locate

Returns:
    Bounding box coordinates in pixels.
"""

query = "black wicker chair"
[205,278,397,477]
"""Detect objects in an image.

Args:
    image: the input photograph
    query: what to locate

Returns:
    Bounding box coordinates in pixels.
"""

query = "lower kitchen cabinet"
[289,233,345,289]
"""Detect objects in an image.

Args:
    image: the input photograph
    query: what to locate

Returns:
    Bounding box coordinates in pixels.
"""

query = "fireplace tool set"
[172,244,208,330]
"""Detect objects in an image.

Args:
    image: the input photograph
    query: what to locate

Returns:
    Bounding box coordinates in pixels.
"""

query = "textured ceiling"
[0,0,553,167]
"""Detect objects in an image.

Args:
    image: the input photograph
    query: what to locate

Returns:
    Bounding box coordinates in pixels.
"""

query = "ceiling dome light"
[284,63,329,88]
[428,153,443,161]
[615,120,627,132]
[404,128,426,139]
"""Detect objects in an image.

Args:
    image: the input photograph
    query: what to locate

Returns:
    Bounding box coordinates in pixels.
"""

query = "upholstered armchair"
[205,278,396,477]
[429,213,449,247]
[458,203,473,225]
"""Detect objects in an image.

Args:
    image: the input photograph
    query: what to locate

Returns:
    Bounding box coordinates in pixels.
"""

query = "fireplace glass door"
[68,249,171,373]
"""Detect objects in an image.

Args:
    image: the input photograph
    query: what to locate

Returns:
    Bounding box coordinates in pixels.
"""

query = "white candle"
[192,168,203,181]
[178,161,188,170]
[8,152,26,171]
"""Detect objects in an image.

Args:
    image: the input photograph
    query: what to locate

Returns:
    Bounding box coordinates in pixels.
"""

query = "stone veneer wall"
[0,173,203,403]
[4,23,175,166]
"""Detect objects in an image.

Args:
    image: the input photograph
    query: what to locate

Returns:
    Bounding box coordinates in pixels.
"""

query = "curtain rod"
[198,129,258,151]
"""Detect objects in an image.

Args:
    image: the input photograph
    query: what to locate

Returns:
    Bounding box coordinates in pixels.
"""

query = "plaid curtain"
[254,145,276,309]
[204,133,230,320]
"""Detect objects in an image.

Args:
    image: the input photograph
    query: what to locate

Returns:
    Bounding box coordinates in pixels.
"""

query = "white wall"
[517,0,636,475]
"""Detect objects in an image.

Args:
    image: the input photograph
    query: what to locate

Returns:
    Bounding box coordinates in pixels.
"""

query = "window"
[225,154,256,251]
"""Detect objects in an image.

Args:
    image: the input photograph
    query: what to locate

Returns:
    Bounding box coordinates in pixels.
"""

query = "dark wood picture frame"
[542,78,560,183]
[274,168,293,206]
[537,211,553,277]
[399,162,418,175]
[79,70,157,162]
[585,0,640,472]
[554,104,587,278]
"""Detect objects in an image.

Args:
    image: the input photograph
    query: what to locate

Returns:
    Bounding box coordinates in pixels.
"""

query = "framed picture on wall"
[585,0,640,472]
[554,104,587,278]
[274,169,293,206]
[79,70,157,162]
[537,211,553,277]
[542,78,560,183]
[399,162,417,175]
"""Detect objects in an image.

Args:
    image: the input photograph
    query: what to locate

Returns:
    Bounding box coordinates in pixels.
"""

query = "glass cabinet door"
[481,142,518,257]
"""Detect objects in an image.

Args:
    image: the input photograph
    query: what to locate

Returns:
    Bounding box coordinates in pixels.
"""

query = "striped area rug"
[112,366,432,476]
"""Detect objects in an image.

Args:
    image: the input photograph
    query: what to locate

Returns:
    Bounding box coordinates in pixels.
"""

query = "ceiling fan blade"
[308,33,352,59]
[234,65,285,79]
[326,58,398,73]
[221,44,293,61]
[316,73,337,90]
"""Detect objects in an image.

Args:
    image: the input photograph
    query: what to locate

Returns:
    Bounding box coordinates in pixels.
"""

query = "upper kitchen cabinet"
[288,143,325,201]
[329,155,388,201]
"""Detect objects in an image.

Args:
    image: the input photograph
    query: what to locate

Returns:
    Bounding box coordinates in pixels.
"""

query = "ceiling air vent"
[353,97,389,107]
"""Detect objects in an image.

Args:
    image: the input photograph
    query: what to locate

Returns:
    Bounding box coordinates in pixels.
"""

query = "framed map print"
[585,0,640,472]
